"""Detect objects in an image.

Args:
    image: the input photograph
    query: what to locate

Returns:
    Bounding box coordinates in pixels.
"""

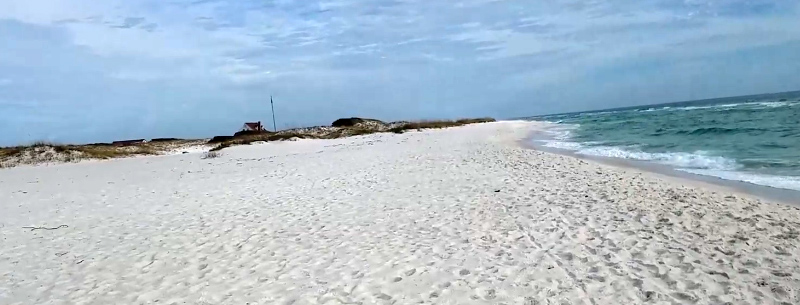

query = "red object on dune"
[242,121,264,132]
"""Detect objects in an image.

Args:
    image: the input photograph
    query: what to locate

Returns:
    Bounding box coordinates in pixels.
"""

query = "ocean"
[528,91,800,191]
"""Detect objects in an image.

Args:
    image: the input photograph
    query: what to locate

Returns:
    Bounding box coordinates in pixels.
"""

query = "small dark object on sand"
[22,225,68,231]
[494,190,501,193]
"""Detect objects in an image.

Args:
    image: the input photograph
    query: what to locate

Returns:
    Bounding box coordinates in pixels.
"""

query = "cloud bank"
[1,0,799,144]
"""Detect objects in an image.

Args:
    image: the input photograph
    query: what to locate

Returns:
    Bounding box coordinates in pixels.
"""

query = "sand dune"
[1,121,799,304]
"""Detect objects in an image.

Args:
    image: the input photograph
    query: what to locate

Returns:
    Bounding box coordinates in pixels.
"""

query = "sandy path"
[1,122,799,304]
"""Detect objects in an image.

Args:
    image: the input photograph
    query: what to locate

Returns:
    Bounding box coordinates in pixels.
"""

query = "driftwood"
[22,225,68,231]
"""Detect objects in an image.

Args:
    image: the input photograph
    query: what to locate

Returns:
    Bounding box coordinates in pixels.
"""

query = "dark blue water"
[529,92,800,191]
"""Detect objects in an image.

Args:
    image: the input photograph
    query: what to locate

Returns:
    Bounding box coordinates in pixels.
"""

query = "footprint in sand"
[375,293,392,300]
[483,289,497,300]
[643,290,657,301]
[671,292,697,303]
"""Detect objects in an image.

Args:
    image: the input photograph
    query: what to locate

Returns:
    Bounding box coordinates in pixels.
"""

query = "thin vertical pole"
[270,95,277,132]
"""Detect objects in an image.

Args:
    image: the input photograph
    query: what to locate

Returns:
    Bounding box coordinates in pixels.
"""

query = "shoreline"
[520,122,800,207]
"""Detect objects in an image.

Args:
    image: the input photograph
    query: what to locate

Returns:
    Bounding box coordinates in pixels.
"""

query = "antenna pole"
[270,95,277,132]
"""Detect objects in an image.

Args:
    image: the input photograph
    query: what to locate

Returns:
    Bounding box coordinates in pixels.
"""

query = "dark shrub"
[210,142,230,151]
[208,136,234,144]
[331,117,366,127]
[233,130,272,137]
[150,138,181,142]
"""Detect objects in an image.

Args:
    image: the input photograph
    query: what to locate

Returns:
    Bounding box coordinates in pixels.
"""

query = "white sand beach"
[2,121,799,305]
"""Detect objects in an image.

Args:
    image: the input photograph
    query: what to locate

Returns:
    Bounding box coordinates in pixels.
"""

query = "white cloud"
[1,0,799,145]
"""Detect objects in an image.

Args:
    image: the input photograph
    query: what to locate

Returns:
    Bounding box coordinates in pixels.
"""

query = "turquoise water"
[530,92,800,191]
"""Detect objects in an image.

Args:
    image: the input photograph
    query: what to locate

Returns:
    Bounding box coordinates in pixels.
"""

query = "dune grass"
[0,141,160,167]
[1,118,497,166]
[210,118,496,151]
[209,132,317,151]
[75,145,158,159]
[388,118,496,134]
[201,151,222,159]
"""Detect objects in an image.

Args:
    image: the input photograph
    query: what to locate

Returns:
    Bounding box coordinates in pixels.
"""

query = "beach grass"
[0,117,496,166]
[388,118,496,134]
[201,151,222,159]
[1,141,162,167]
[209,118,496,151]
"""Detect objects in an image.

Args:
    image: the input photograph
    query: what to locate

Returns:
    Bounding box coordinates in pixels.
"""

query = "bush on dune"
[388,118,496,134]
[1,117,497,165]
[201,151,222,159]
[233,130,273,138]
[149,138,182,142]
[208,117,496,151]
[331,117,366,127]
[331,117,385,128]
[208,136,235,144]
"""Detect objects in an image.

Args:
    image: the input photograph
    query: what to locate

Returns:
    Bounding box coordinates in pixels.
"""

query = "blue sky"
[1,0,799,145]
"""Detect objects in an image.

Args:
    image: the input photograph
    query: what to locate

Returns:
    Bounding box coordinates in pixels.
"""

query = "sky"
[1,0,799,145]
